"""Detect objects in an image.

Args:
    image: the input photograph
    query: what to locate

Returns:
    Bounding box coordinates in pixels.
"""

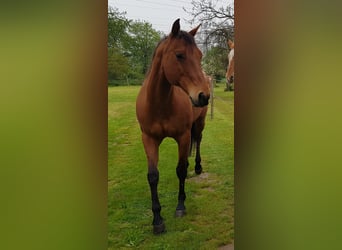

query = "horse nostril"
[198,92,209,107]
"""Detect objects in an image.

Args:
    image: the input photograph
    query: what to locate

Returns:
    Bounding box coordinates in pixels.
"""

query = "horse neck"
[145,59,173,108]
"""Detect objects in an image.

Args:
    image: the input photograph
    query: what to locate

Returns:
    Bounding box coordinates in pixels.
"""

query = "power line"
[135,0,189,8]
[111,2,179,11]
[109,0,192,9]
[108,0,198,33]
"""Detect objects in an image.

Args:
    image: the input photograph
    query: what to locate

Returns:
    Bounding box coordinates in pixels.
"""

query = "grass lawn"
[108,82,234,249]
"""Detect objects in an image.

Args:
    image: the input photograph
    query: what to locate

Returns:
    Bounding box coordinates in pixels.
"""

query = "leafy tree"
[108,7,130,82]
[127,21,162,74]
[108,47,129,80]
[107,7,162,84]
[202,46,227,78]
[108,6,130,49]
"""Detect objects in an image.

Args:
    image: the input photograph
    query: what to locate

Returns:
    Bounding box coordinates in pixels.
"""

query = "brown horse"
[136,19,210,234]
[225,39,234,91]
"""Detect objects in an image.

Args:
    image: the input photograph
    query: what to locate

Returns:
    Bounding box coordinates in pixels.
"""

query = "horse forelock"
[154,31,195,54]
[175,31,195,45]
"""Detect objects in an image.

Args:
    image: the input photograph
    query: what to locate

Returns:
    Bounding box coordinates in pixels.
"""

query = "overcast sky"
[108,0,233,35]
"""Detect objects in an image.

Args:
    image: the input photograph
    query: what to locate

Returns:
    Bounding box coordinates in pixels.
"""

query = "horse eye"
[176,53,185,60]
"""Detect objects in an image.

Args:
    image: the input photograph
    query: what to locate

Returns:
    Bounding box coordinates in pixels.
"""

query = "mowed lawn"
[108,84,234,249]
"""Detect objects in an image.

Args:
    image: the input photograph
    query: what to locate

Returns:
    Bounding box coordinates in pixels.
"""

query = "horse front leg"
[142,133,165,234]
[175,132,191,217]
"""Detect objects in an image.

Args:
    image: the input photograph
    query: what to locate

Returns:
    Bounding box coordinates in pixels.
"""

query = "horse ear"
[189,24,201,36]
[171,18,180,37]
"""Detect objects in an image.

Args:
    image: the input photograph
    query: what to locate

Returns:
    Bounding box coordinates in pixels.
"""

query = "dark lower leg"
[195,135,203,174]
[147,170,165,233]
[176,161,188,215]
[225,80,229,91]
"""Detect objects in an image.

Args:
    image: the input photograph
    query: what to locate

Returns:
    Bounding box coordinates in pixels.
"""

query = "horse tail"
[189,123,197,157]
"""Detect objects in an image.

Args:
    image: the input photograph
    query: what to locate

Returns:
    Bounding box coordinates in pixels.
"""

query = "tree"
[108,47,129,80]
[107,7,162,84]
[127,21,162,75]
[108,6,130,49]
[202,46,227,78]
[185,0,234,47]
[185,0,234,79]
[108,7,130,82]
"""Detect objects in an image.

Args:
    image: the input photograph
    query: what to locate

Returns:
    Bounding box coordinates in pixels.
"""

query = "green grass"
[108,83,234,249]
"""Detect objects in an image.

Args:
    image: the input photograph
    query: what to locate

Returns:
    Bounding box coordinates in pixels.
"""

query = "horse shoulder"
[192,106,207,122]
[172,87,193,116]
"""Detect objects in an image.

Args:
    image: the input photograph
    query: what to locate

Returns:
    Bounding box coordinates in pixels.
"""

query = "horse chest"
[148,114,190,138]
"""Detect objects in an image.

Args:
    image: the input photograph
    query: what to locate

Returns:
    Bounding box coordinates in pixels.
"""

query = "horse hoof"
[153,222,166,234]
[175,209,186,217]
[195,167,202,175]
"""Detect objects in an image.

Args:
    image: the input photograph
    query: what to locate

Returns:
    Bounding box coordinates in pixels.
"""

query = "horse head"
[160,19,210,107]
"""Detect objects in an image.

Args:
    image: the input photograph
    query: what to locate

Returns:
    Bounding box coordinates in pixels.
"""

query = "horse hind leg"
[194,134,203,174]
[175,133,190,217]
[191,121,205,175]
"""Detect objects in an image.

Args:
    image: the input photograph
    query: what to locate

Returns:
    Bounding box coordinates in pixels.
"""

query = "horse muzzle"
[190,92,210,107]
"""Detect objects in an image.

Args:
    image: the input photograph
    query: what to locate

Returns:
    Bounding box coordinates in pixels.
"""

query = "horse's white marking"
[228,48,234,63]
